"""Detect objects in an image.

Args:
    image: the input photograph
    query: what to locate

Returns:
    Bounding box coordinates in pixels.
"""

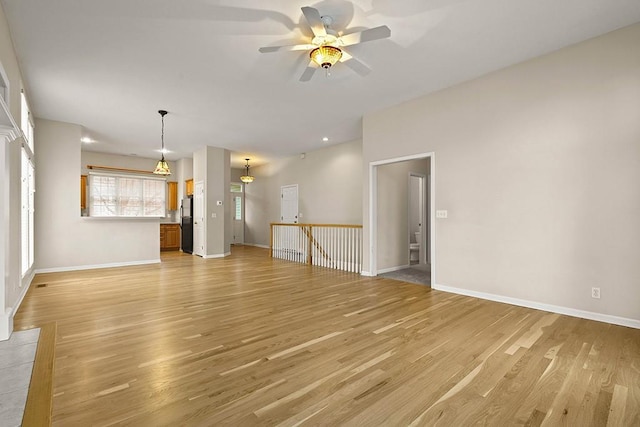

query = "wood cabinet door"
[185,179,194,196]
[165,225,180,249]
[167,182,178,211]
[81,175,87,209]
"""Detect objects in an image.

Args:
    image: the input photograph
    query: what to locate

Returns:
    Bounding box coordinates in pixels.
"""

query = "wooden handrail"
[270,223,362,229]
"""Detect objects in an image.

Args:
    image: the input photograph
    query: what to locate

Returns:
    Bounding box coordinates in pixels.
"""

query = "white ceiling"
[2,0,639,167]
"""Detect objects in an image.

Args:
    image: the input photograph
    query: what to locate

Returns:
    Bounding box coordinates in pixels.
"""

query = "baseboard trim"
[432,283,640,329]
[243,243,270,249]
[34,259,161,274]
[377,264,411,274]
[1,270,35,341]
[360,271,374,277]
[203,252,231,259]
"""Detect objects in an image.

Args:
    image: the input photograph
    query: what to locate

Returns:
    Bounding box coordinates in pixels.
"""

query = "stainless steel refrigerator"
[180,195,193,254]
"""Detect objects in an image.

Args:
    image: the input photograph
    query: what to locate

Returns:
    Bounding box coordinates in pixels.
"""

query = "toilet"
[410,232,420,262]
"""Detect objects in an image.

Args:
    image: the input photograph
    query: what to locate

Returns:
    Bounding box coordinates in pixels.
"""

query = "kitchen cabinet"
[160,223,180,251]
[185,179,194,196]
[167,181,178,211]
[81,175,87,209]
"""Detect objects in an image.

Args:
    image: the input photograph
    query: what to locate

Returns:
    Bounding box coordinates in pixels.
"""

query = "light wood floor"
[15,246,640,426]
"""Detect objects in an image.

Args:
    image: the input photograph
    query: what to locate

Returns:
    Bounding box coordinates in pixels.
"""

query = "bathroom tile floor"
[379,265,431,286]
[0,328,40,427]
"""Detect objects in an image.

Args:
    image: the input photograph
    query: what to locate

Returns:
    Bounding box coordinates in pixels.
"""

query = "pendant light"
[153,110,171,176]
[240,158,255,184]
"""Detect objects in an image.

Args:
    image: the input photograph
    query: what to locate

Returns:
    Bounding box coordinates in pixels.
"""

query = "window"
[21,149,35,276]
[20,89,35,277]
[20,90,34,151]
[89,173,166,217]
[230,183,243,193]
[234,196,242,220]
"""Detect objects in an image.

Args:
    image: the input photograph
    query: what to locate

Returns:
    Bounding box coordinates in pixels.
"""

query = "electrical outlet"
[591,287,600,299]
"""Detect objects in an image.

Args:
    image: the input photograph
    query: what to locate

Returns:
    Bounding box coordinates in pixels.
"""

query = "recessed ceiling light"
[81,137,96,143]
[322,137,329,142]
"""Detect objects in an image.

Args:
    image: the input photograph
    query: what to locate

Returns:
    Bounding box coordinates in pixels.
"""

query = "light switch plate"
[436,210,448,219]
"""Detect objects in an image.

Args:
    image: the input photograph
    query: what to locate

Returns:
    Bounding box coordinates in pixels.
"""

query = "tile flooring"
[379,265,431,286]
[0,328,40,427]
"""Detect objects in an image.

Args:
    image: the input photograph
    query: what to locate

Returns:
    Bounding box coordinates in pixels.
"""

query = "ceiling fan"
[259,6,391,82]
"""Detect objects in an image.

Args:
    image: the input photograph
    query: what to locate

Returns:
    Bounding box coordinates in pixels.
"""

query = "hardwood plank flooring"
[14,246,640,426]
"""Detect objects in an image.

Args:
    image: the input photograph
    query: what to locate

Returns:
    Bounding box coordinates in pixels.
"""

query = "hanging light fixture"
[153,109,171,176]
[240,158,255,184]
[310,45,342,74]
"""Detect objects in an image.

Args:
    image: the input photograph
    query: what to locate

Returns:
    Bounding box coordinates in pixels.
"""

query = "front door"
[230,183,244,244]
[193,181,205,256]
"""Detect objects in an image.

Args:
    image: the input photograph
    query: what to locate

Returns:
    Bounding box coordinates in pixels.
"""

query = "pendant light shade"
[240,158,254,184]
[153,110,171,176]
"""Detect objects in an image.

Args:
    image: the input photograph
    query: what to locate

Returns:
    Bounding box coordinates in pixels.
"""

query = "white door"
[230,185,244,244]
[280,184,298,224]
[193,181,205,256]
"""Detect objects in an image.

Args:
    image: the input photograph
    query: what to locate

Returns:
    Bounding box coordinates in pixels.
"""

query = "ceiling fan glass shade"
[154,159,171,176]
[310,46,342,69]
[240,158,254,183]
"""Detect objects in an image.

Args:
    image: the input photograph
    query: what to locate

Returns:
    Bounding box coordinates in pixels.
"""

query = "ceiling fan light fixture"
[310,45,342,69]
[153,110,171,176]
[240,158,255,184]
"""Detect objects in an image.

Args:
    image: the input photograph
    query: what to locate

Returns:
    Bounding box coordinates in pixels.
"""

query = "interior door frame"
[369,152,435,282]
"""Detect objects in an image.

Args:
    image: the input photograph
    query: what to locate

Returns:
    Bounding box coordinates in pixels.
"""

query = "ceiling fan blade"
[259,44,315,53]
[339,25,391,46]
[301,6,327,37]
[340,51,371,77]
[299,60,319,82]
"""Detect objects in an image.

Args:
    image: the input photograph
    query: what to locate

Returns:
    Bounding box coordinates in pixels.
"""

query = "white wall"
[0,3,33,340]
[363,24,640,325]
[35,119,160,272]
[193,146,230,257]
[245,139,363,247]
[377,159,429,270]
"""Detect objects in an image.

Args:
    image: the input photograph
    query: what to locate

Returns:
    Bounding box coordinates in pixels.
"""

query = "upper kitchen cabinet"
[81,175,87,209]
[167,181,178,211]
[185,179,194,196]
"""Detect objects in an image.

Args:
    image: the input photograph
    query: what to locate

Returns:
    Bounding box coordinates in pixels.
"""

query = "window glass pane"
[235,196,242,220]
[143,179,165,216]
[119,178,142,216]
[90,176,117,216]
[21,148,35,276]
[230,183,243,193]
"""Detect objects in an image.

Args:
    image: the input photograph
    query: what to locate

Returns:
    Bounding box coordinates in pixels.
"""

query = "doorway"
[230,182,244,244]
[369,153,434,286]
